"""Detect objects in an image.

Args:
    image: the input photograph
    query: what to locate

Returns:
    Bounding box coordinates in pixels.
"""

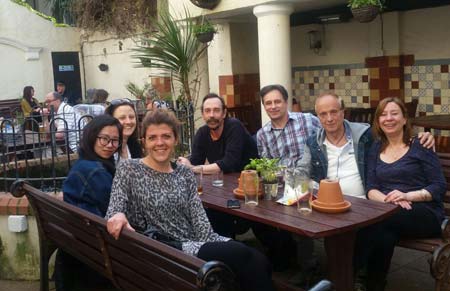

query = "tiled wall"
[151,77,171,97]
[292,65,370,111]
[292,56,450,136]
[404,63,450,116]
[218,74,260,108]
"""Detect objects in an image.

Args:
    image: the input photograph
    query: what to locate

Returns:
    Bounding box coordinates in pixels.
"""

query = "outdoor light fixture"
[318,14,346,24]
[308,30,322,53]
[98,64,109,72]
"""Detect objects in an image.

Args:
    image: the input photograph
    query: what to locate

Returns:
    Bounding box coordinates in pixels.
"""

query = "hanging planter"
[196,31,215,43]
[194,17,217,43]
[348,0,383,23]
[190,0,220,10]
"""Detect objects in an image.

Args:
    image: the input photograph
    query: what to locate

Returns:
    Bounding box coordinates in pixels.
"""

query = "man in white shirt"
[304,92,434,198]
[44,91,81,153]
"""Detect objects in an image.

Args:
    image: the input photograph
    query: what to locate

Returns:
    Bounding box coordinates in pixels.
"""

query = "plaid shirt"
[257,112,321,167]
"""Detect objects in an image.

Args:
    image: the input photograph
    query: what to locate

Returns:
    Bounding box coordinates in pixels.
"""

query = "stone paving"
[0,242,434,291]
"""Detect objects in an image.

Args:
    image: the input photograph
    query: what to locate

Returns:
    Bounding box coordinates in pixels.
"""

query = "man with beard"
[177,93,257,239]
[178,93,258,174]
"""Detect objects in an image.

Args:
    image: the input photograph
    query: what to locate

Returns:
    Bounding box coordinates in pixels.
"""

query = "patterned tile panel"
[292,66,369,111]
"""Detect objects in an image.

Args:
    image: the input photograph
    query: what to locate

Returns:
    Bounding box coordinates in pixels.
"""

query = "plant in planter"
[194,19,217,43]
[348,0,384,23]
[244,158,280,199]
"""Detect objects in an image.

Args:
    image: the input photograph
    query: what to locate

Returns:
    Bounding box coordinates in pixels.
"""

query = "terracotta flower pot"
[316,178,345,207]
[233,170,263,198]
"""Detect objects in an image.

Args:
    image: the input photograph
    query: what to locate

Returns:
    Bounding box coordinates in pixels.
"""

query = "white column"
[253,4,293,124]
[207,21,233,94]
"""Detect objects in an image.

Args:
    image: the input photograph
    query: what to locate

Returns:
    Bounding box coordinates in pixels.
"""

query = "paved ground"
[0,241,434,291]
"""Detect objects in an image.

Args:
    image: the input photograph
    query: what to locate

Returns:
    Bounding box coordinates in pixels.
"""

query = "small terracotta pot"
[317,179,345,206]
[237,170,263,194]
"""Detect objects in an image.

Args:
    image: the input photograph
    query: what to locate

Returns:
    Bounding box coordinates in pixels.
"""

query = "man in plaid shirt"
[257,84,321,167]
[256,84,321,287]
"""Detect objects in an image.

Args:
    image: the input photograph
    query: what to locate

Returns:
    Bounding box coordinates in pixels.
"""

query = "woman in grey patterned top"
[106,109,274,291]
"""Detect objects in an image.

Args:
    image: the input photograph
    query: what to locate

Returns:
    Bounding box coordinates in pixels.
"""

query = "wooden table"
[200,173,398,291]
[410,114,450,131]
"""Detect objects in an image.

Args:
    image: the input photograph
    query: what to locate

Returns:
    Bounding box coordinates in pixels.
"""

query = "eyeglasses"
[97,135,121,147]
[109,98,133,106]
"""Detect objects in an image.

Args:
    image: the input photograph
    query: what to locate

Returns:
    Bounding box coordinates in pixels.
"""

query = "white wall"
[400,6,450,60]
[0,0,80,102]
[82,34,153,100]
[290,5,450,67]
[230,22,259,74]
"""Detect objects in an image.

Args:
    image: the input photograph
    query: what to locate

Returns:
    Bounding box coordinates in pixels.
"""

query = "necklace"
[328,131,346,146]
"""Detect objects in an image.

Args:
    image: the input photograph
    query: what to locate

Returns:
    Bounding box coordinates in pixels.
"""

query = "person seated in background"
[21,85,44,132]
[44,91,81,153]
[358,97,446,291]
[177,93,257,238]
[106,109,274,291]
[55,115,122,291]
[105,98,142,163]
[93,89,109,104]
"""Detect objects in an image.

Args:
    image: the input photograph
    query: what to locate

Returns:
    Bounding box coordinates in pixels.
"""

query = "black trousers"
[354,202,441,290]
[54,250,117,291]
[198,240,275,291]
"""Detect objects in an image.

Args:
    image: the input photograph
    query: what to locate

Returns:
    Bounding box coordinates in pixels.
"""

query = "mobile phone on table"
[227,199,241,209]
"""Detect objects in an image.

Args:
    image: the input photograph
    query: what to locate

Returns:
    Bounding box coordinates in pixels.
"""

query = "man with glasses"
[44,91,81,153]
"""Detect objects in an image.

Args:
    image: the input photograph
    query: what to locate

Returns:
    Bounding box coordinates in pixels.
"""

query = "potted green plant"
[194,20,217,43]
[244,158,280,199]
[348,0,383,23]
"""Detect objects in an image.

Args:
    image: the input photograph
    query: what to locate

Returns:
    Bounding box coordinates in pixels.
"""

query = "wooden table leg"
[324,231,356,291]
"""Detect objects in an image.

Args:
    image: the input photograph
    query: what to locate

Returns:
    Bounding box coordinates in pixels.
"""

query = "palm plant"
[132,10,206,105]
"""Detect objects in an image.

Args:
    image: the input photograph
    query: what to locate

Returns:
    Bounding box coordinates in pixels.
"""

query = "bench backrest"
[438,152,450,216]
[11,181,236,291]
[344,107,376,124]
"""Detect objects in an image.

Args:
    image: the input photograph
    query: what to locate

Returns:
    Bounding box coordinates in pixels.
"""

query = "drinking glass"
[242,170,259,205]
[296,178,312,215]
[193,166,203,195]
[212,170,224,187]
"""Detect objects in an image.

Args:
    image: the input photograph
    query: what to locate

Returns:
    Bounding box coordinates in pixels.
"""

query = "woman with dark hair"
[55,115,122,291]
[105,99,142,162]
[106,109,274,291]
[362,97,446,290]
[21,86,43,131]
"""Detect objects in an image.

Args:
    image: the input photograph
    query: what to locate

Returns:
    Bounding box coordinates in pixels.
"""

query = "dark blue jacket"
[305,120,373,188]
[63,159,113,217]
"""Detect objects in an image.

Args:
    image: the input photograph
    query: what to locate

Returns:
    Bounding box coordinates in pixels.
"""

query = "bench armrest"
[441,218,450,240]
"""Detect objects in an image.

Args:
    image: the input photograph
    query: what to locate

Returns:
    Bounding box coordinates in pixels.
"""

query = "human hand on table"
[384,190,412,210]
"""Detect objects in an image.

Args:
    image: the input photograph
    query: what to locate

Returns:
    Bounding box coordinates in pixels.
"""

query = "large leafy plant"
[132,10,206,106]
[244,158,280,183]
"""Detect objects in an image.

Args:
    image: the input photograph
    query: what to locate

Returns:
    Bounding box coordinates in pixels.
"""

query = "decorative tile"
[411,66,419,73]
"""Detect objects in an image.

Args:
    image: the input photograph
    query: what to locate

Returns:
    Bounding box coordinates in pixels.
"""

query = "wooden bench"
[397,152,450,291]
[0,98,22,118]
[10,180,332,291]
[227,105,260,135]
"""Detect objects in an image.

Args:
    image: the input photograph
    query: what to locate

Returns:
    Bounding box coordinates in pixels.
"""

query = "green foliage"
[194,21,216,35]
[348,0,383,9]
[11,0,68,27]
[132,9,206,104]
[244,158,280,182]
[125,82,152,102]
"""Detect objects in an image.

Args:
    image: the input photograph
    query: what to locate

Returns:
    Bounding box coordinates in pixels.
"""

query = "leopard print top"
[105,159,229,255]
